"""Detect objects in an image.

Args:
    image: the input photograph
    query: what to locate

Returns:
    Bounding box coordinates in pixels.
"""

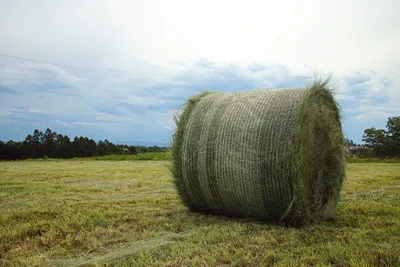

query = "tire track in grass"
[46,225,213,267]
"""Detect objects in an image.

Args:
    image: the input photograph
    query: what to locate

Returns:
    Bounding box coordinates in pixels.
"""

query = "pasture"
[0,160,399,266]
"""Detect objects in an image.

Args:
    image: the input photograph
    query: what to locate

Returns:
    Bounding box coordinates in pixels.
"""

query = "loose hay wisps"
[171,78,346,225]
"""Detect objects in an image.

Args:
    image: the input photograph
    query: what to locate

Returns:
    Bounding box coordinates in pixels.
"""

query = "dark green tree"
[362,127,388,157]
[0,141,5,160]
[43,128,54,158]
[386,116,400,156]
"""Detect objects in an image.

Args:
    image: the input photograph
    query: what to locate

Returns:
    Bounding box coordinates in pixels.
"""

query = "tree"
[43,128,55,157]
[362,127,388,157]
[4,140,22,160]
[386,116,400,156]
[72,136,84,157]
[86,138,97,157]
[96,140,106,156]
[59,135,73,158]
[29,129,45,157]
[22,134,34,159]
[32,129,42,143]
[0,141,5,160]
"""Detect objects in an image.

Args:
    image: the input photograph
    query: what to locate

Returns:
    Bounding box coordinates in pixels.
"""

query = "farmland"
[0,160,399,266]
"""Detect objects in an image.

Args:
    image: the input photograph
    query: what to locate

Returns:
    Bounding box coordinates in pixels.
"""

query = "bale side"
[291,79,345,224]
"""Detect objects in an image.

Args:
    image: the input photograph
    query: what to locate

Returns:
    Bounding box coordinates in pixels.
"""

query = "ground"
[0,160,399,266]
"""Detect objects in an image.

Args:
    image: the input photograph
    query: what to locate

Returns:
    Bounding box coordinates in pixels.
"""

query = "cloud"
[1,1,399,74]
[0,60,298,142]
[0,85,19,94]
[0,0,399,144]
[331,70,400,143]
[336,71,396,116]
[52,120,73,128]
[352,111,390,122]
[1,56,398,144]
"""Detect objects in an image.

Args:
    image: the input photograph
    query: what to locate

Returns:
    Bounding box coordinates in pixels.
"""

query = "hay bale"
[171,79,345,225]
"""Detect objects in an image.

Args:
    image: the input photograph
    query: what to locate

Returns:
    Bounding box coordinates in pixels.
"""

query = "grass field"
[24,152,171,162]
[0,161,399,266]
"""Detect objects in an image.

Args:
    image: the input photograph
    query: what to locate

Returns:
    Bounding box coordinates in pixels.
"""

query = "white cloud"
[353,111,391,122]
[52,119,73,128]
[70,121,107,128]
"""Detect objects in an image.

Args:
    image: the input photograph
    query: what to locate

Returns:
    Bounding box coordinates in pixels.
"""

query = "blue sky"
[1,0,399,145]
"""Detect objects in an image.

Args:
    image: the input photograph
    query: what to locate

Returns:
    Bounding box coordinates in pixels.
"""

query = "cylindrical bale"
[171,80,345,225]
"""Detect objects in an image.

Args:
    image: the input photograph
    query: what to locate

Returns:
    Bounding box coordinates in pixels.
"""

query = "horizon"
[0,123,375,147]
[1,0,399,144]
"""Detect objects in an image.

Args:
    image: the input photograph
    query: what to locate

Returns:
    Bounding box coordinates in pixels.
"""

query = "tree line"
[0,128,168,160]
[362,116,400,158]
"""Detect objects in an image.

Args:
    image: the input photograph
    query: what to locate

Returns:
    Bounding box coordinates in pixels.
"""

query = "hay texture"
[172,79,345,225]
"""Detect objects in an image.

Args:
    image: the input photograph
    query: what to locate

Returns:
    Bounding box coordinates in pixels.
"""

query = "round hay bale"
[171,79,345,225]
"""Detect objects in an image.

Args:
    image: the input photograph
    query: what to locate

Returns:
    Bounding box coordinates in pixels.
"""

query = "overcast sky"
[1,0,399,144]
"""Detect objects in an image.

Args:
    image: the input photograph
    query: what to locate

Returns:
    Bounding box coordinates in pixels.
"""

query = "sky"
[0,0,399,145]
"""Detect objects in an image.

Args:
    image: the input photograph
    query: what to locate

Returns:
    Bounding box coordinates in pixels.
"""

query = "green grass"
[347,157,400,164]
[89,152,171,161]
[20,152,171,162]
[0,161,399,266]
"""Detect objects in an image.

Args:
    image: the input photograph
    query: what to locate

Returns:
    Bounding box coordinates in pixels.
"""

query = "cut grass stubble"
[0,161,399,266]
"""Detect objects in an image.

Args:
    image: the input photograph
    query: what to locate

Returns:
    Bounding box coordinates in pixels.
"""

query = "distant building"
[345,145,373,154]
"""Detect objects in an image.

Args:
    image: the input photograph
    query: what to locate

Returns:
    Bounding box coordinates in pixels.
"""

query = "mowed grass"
[0,161,399,267]
[24,152,171,162]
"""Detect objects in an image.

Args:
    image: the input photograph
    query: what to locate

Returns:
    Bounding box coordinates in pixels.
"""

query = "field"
[0,160,399,266]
